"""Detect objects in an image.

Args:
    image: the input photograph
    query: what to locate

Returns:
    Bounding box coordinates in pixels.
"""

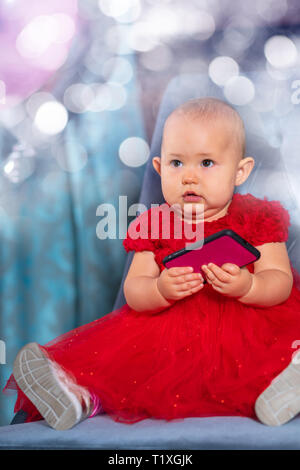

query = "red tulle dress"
[4,192,300,424]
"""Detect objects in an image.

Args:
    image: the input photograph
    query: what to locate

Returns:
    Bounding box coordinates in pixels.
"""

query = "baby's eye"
[170,159,182,168]
[201,159,214,168]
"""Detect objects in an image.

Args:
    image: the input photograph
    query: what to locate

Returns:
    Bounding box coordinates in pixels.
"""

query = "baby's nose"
[182,172,198,184]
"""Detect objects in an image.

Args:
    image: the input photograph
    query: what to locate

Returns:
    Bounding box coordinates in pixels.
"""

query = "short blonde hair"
[168,97,246,159]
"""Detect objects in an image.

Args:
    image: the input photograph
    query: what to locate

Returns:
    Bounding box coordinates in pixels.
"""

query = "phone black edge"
[162,229,261,267]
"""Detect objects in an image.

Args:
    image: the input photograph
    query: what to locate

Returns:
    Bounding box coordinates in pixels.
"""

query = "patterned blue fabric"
[0,47,147,425]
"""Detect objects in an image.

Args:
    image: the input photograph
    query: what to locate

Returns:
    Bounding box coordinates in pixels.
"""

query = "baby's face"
[153,112,251,222]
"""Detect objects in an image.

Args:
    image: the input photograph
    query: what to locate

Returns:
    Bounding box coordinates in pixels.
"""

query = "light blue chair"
[2,72,300,449]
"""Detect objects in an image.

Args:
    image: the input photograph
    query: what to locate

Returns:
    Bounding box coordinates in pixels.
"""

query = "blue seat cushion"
[1,415,300,449]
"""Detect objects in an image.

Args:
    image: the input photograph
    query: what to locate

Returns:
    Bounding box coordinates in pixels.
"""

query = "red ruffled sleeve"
[123,208,159,254]
[235,194,291,246]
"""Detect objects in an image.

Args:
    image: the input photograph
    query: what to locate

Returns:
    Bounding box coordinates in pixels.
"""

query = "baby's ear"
[152,156,161,176]
[235,156,255,186]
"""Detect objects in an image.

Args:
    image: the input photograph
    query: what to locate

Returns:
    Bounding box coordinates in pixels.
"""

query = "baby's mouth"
[183,191,202,202]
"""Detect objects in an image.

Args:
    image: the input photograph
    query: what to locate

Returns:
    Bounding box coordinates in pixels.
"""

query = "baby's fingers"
[178,278,203,292]
[180,280,204,297]
[221,263,240,276]
[168,267,193,277]
[202,263,230,284]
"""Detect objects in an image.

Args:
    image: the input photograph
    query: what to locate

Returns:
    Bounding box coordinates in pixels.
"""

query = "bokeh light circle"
[119,137,150,167]
[208,56,239,86]
[34,101,68,135]
[98,0,136,18]
[264,35,297,68]
[224,76,255,106]
[63,84,94,113]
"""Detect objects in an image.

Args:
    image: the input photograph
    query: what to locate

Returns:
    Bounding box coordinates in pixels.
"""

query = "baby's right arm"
[124,251,204,313]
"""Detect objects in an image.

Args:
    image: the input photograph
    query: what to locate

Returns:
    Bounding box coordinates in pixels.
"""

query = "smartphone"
[162,229,261,283]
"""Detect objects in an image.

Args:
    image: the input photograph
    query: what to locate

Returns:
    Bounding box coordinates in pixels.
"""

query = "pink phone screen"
[164,235,258,276]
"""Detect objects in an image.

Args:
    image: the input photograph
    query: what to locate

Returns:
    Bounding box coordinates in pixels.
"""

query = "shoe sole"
[255,351,300,426]
[13,342,82,430]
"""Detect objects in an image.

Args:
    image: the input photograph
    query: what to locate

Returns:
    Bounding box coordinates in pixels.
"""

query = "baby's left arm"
[202,242,293,307]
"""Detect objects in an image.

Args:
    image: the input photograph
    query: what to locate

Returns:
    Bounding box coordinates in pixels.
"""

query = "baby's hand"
[201,263,253,298]
[157,266,204,301]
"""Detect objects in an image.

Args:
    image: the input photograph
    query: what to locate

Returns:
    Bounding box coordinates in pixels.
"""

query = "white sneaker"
[255,350,300,426]
[13,342,92,430]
